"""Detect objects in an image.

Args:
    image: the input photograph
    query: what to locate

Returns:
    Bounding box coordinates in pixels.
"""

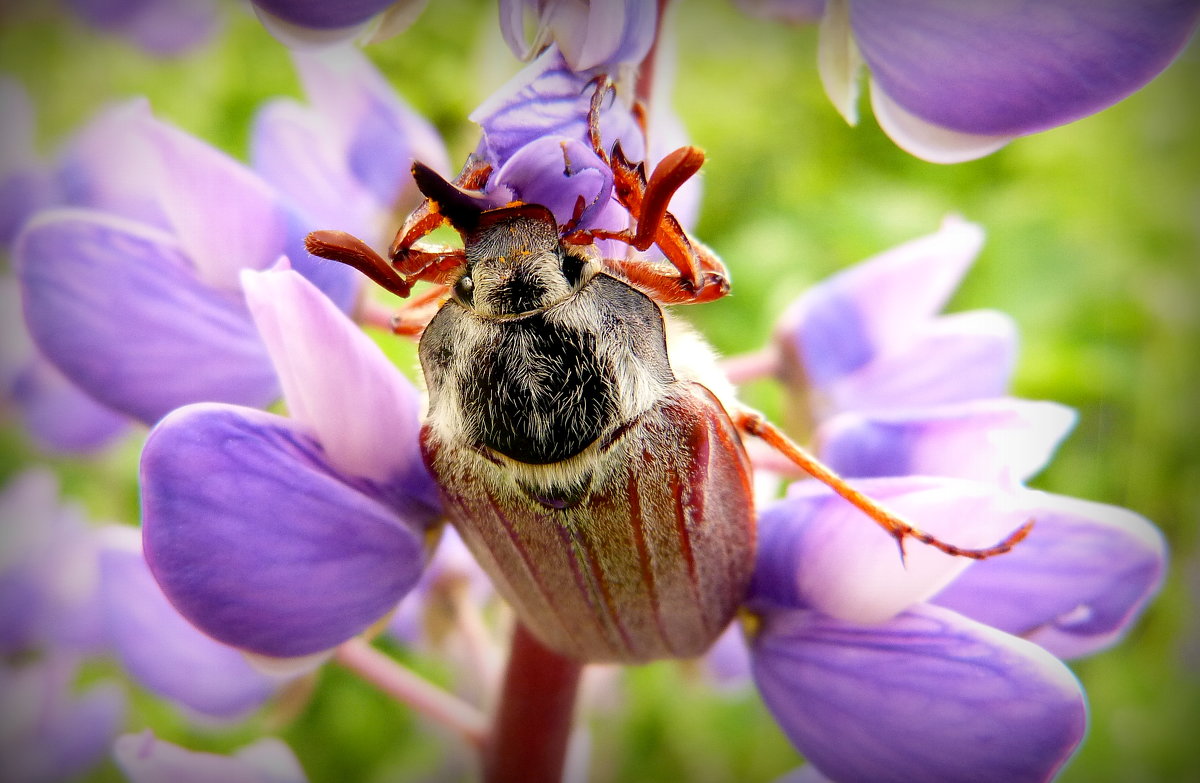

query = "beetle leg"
[603,255,729,304]
[735,412,1034,561]
[579,79,724,302]
[390,283,451,337]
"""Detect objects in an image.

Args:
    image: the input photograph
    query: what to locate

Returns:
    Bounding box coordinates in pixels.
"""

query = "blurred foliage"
[1,0,1197,781]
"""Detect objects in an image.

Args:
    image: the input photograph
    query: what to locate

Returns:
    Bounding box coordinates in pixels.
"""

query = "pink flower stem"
[334,637,488,748]
[483,623,584,783]
[720,346,781,385]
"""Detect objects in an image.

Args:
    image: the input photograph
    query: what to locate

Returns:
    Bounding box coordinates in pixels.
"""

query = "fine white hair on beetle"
[663,314,740,416]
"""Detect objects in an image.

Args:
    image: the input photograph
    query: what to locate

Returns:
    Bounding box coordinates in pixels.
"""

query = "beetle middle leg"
[735,411,1034,561]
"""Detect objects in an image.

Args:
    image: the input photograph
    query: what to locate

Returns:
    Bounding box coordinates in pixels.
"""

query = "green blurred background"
[1,1,1197,780]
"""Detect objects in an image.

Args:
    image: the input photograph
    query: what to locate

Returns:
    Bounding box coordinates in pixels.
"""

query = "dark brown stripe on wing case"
[627,465,675,656]
[576,524,638,658]
[484,489,582,650]
[551,516,633,657]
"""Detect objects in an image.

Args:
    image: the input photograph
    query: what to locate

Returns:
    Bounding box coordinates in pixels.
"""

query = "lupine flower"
[0,77,56,247]
[469,45,645,232]
[138,43,697,668]
[63,0,221,57]
[0,471,278,723]
[130,20,1170,782]
[250,0,427,49]
[738,0,1200,162]
[499,0,658,72]
[0,77,127,452]
[114,731,308,783]
[732,221,1166,780]
[469,44,705,250]
[0,656,125,783]
[773,216,1073,483]
[252,46,449,245]
[140,263,440,663]
[15,94,361,427]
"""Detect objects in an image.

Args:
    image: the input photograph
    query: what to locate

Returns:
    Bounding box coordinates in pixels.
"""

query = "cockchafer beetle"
[306,81,1030,664]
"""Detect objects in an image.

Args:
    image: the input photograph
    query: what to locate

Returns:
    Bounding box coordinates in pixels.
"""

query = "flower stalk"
[333,638,488,748]
[483,623,584,783]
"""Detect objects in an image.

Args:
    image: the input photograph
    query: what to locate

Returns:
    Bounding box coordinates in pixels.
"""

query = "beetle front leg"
[390,283,451,337]
[735,411,1034,561]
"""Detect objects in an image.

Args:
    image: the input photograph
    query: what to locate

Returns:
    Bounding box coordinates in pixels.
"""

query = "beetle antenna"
[411,161,491,234]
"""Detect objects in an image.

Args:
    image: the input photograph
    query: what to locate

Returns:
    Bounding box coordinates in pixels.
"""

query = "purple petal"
[851,0,1200,136]
[703,624,754,690]
[778,217,983,388]
[817,398,1075,483]
[301,49,447,209]
[0,658,125,783]
[55,99,169,228]
[491,136,614,227]
[11,359,129,453]
[749,477,1030,623]
[140,113,290,290]
[114,732,307,783]
[933,491,1166,659]
[547,0,657,71]
[1,169,56,250]
[470,46,645,171]
[751,603,1086,783]
[141,403,428,658]
[241,266,440,514]
[0,77,56,247]
[16,210,278,424]
[0,76,35,171]
[0,471,106,655]
[869,83,1012,164]
[252,0,394,29]
[98,528,276,719]
[0,471,63,653]
[819,309,1017,417]
[66,0,220,56]
[252,98,381,240]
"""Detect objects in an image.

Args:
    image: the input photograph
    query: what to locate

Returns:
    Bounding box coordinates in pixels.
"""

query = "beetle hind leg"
[735,412,1033,561]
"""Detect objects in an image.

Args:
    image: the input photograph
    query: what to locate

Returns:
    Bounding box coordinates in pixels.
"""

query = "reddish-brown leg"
[390,284,450,337]
[574,79,726,303]
[736,411,1034,561]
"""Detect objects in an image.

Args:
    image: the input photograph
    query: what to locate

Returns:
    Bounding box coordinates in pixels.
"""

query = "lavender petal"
[851,0,1200,136]
[933,491,1166,659]
[99,531,276,719]
[817,398,1076,483]
[751,603,1086,783]
[15,210,278,425]
[140,403,427,658]
[749,477,1030,623]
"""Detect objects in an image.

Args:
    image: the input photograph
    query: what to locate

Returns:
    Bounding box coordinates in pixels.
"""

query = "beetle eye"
[453,275,475,307]
[560,250,586,288]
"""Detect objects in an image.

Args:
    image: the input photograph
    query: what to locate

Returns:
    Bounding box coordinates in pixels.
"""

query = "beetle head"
[412,161,598,317]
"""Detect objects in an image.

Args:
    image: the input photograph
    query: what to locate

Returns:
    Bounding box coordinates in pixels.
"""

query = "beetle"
[306,81,1029,663]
